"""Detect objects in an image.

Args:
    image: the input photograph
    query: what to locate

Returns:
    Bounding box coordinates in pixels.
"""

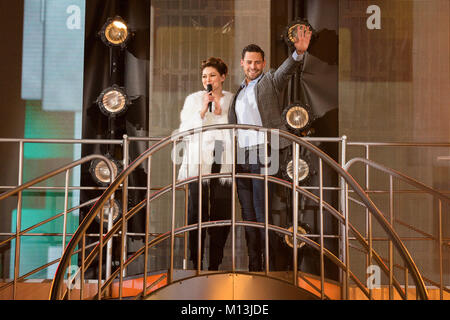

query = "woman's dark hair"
[201,57,228,76]
[241,44,265,60]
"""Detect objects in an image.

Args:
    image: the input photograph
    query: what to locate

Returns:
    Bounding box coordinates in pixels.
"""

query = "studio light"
[95,198,122,228]
[100,16,131,48]
[282,102,314,134]
[284,223,311,249]
[96,85,130,117]
[89,155,122,186]
[285,157,310,183]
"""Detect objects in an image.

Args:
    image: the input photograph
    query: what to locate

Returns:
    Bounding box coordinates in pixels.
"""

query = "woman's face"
[202,66,226,92]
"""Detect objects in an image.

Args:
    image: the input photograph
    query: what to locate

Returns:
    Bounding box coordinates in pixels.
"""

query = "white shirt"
[235,74,265,148]
[235,51,304,148]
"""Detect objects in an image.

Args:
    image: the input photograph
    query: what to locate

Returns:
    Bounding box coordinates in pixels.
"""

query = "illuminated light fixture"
[282,102,314,134]
[283,19,316,49]
[286,157,310,183]
[284,223,311,249]
[100,16,131,48]
[95,198,122,228]
[96,85,130,117]
[89,155,122,186]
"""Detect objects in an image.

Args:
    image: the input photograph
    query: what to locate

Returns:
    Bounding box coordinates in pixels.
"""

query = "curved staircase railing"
[344,157,450,300]
[0,154,115,300]
[48,125,430,300]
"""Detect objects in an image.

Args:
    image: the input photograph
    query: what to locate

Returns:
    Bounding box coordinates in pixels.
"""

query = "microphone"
[206,84,213,112]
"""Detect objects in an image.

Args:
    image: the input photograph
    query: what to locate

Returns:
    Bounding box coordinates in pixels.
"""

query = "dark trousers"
[236,146,276,271]
[188,162,231,270]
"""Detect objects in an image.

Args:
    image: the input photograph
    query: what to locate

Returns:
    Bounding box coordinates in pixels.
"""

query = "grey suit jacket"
[228,55,302,149]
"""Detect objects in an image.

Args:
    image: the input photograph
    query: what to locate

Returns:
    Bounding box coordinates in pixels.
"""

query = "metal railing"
[344,157,450,300]
[0,153,116,300]
[43,124,431,300]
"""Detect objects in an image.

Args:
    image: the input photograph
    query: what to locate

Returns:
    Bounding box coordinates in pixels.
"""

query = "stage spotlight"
[100,16,131,48]
[283,19,316,50]
[96,85,130,117]
[285,157,310,183]
[284,223,311,249]
[89,155,123,186]
[282,102,314,134]
[95,198,122,228]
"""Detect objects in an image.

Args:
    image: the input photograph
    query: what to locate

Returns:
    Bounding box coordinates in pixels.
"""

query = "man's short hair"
[241,44,265,61]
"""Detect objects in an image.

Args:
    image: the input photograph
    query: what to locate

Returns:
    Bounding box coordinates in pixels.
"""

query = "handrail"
[0,154,115,201]
[49,124,430,300]
[0,154,115,299]
[344,157,449,299]
[344,157,450,204]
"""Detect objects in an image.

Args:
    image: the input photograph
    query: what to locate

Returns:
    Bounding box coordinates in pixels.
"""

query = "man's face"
[241,51,266,83]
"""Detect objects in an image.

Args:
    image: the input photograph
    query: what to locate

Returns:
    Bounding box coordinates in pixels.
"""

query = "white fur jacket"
[176,90,233,184]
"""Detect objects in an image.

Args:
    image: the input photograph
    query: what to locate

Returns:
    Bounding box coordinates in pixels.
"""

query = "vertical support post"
[13,140,24,300]
[63,170,70,299]
[119,135,130,298]
[438,200,443,300]
[80,234,86,300]
[319,158,325,299]
[62,170,70,251]
[105,198,113,284]
[292,142,299,286]
[344,181,350,300]
[97,203,104,300]
[196,131,203,274]
[231,129,236,272]
[389,175,394,300]
[170,141,177,282]
[143,155,152,297]
[338,135,347,299]
[263,131,269,275]
[365,144,373,299]
[183,184,188,270]
[404,261,409,300]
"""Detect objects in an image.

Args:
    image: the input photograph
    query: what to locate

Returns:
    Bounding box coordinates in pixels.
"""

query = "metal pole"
[389,175,394,300]
[105,199,113,283]
[319,159,325,299]
[339,135,347,299]
[438,200,443,300]
[97,204,104,300]
[292,142,299,286]
[62,170,70,250]
[365,144,373,300]
[183,138,190,270]
[263,132,269,275]
[183,185,188,270]
[404,261,408,300]
[170,142,177,281]
[231,129,236,272]
[119,135,130,298]
[13,141,24,300]
[143,155,152,297]
[344,181,350,300]
[80,234,86,300]
[63,170,70,299]
[196,131,203,274]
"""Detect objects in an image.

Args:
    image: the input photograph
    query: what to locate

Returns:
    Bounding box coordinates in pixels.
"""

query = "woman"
[177,57,233,270]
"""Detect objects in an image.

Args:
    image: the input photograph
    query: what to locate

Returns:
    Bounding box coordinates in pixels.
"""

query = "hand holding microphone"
[206,84,213,112]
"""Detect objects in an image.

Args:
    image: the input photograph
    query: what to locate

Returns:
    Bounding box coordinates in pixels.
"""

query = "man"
[228,25,312,271]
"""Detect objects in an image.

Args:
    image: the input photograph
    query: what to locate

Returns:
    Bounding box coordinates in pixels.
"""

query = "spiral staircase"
[0,125,449,300]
